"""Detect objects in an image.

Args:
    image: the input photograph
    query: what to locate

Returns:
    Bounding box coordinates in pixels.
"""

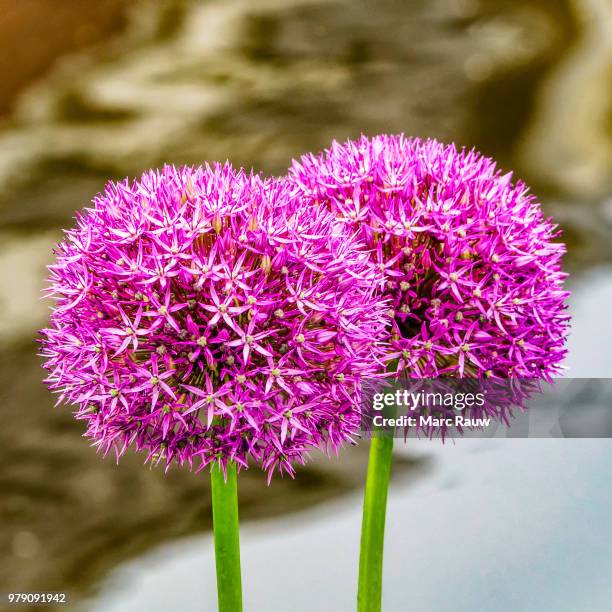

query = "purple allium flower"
[40,164,389,478]
[289,135,570,380]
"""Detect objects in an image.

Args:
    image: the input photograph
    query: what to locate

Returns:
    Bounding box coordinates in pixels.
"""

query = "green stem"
[211,461,243,612]
[358,434,394,612]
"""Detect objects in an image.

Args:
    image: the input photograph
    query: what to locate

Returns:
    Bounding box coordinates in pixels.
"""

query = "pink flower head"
[289,135,570,380]
[40,164,389,478]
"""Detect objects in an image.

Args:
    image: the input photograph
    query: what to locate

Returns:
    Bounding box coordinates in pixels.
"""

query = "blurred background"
[0,1,611,610]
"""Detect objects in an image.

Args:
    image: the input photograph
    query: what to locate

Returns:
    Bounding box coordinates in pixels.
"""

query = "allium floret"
[41,164,388,478]
[289,135,570,380]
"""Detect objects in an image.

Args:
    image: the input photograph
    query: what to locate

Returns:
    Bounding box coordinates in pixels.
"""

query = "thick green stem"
[358,434,394,612]
[211,461,243,612]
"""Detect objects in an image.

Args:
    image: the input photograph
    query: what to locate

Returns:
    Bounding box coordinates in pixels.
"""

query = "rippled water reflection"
[0,0,611,609]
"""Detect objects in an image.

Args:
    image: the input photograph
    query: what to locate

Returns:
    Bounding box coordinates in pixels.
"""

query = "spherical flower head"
[40,164,389,479]
[289,134,570,380]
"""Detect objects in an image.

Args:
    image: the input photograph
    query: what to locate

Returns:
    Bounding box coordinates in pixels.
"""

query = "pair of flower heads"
[41,134,570,480]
